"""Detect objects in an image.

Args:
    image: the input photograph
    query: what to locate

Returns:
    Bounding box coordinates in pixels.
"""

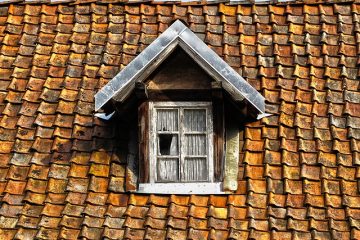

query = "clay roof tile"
[0,2,359,238]
[80,226,103,239]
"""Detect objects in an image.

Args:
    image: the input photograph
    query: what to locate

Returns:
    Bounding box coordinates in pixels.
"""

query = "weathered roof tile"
[0,1,359,238]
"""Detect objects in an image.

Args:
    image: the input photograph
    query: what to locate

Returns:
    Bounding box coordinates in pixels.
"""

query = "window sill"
[137,182,228,195]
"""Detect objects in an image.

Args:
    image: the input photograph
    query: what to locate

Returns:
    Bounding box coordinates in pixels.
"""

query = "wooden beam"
[138,101,149,183]
[223,116,240,191]
[211,81,222,89]
[212,84,224,181]
[147,89,213,101]
[135,82,148,100]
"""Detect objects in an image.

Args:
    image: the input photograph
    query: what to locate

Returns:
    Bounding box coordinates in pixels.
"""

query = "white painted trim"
[138,182,228,195]
[257,113,273,120]
[152,102,212,107]
[148,101,155,183]
[94,111,115,120]
[207,106,214,182]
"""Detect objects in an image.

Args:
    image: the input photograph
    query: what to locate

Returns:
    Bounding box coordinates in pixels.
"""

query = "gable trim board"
[95,20,267,119]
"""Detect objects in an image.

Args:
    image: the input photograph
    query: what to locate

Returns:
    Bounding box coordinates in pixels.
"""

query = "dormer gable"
[95,20,267,119]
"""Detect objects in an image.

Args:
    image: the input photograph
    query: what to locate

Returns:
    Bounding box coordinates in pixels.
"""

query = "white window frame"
[150,101,214,183]
[138,101,225,194]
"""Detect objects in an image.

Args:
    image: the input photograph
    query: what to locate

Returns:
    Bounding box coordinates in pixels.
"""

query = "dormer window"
[150,102,213,183]
[94,20,267,194]
[135,102,219,193]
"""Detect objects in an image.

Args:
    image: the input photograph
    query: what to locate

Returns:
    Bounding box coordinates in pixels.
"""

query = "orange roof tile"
[0,1,358,238]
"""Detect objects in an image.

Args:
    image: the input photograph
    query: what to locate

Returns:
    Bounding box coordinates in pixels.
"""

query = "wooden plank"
[145,47,212,91]
[212,84,225,181]
[138,101,149,183]
[135,82,148,100]
[147,89,213,101]
[223,116,240,191]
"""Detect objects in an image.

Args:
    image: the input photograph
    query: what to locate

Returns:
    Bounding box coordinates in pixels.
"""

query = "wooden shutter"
[212,84,225,182]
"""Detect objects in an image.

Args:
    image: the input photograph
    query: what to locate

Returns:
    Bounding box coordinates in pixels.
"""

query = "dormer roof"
[95,20,266,118]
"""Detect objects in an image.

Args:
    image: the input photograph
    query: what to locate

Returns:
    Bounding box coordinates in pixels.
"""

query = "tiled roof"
[0,0,357,5]
[0,1,359,239]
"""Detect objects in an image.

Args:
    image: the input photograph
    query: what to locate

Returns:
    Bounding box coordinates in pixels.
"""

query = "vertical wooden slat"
[138,101,149,183]
[212,82,225,181]
[179,107,185,182]
[223,117,240,191]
